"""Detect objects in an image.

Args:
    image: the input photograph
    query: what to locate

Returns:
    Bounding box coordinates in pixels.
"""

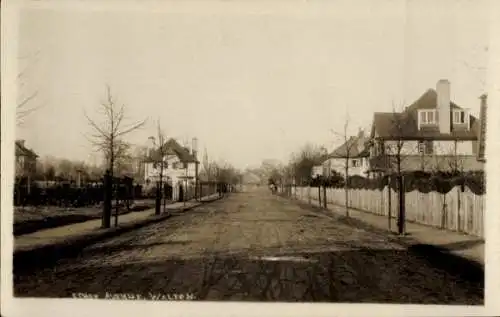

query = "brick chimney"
[437,79,451,134]
[357,128,365,153]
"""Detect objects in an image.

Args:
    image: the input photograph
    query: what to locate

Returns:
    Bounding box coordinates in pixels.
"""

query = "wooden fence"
[289,186,484,238]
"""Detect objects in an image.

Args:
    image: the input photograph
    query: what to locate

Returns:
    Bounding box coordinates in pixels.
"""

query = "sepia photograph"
[2,0,499,316]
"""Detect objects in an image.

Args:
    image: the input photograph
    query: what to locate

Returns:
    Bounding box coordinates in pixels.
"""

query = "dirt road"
[14,188,483,304]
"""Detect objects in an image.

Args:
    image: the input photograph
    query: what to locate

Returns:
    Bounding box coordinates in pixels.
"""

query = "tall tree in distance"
[289,143,327,185]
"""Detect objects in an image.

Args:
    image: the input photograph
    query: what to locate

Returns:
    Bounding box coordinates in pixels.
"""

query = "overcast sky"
[15,0,490,170]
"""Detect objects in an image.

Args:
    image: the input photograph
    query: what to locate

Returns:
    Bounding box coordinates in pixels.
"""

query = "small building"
[143,138,200,202]
[15,139,38,179]
[321,130,370,178]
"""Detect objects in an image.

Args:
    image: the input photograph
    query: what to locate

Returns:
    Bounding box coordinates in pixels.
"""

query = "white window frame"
[453,110,465,124]
[351,159,359,167]
[420,110,437,125]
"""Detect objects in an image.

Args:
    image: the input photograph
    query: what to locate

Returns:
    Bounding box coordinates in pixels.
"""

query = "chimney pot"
[358,128,364,138]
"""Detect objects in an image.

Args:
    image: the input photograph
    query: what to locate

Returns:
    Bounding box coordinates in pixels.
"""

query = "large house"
[367,79,485,178]
[15,139,38,179]
[143,138,200,201]
[321,130,370,177]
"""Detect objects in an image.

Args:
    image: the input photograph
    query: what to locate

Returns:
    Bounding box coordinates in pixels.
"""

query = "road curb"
[14,205,155,236]
[277,194,484,284]
[13,195,224,274]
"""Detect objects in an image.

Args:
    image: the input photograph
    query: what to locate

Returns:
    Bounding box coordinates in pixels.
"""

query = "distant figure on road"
[269,184,277,194]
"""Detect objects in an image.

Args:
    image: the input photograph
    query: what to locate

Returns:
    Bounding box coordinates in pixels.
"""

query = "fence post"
[323,184,327,209]
[456,185,462,232]
[441,192,447,230]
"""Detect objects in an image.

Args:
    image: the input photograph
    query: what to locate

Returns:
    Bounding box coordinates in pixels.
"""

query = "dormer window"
[420,110,438,125]
[453,110,465,124]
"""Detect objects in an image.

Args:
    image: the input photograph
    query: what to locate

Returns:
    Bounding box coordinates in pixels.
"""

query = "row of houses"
[316,79,487,178]
[14,136,209,202]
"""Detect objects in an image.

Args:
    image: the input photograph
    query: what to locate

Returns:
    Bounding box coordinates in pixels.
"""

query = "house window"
[420,110,437,124]
[453,110,465,124]
[351,159,359,167]
[418,141,434,155]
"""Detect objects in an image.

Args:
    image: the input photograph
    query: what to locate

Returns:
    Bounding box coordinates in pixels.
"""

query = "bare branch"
[116,120,147,138]
[17,91,39,110]
[84,85,146,176]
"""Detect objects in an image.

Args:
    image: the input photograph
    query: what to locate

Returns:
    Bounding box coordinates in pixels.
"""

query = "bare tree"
[288,143,326,185]
[85,85,146,179]
[17,50,42,125]
[85,85,146,226]
[149,119,169,215]
[383,102,412,234]
[330,113,360,217]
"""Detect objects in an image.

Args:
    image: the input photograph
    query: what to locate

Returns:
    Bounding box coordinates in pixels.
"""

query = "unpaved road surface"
[14,188,483,304]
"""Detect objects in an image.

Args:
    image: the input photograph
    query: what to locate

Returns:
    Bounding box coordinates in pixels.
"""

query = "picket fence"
[289,186,484,238]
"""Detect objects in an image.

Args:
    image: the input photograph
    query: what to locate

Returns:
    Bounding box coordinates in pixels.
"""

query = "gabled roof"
[145,138,198,163]
[326,132,369,159]
[15,140,38,158]
[371,89,479,141]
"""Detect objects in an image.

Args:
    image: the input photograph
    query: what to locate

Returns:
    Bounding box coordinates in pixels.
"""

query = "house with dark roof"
[143,138,200,201]
[367,79,485,177]
[15,139,38,178]
[321,129,371,177]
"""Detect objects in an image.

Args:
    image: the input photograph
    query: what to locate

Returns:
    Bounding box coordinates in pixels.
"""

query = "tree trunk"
[114,185,119,227]
[102,170,112,229]
[344,160,349,217]
[397,174,405,235]
[323,184,327,209]
[318,185,321,207]
[109,142,115,228]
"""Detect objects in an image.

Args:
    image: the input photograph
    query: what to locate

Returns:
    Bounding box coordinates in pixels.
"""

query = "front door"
[178,185,184,202]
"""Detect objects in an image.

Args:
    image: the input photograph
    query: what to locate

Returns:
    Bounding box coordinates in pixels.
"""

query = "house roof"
[371,89,480,141]
[145,138,198,163]
[326,132,370,159]
[15,140,38,158]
